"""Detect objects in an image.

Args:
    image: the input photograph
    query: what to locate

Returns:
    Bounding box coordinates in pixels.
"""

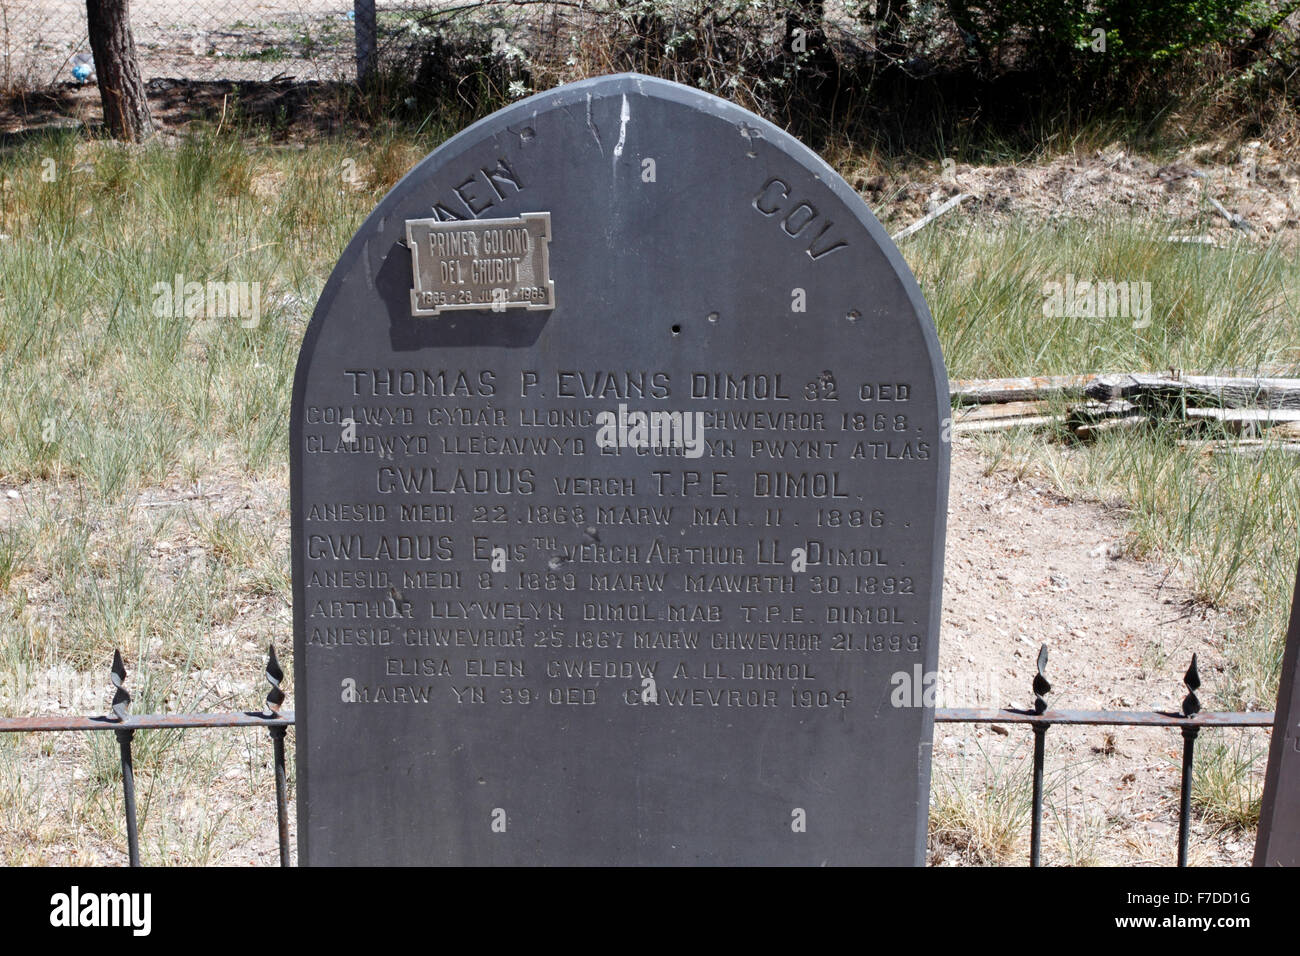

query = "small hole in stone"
[520,126,535,140]
[707,311,719,323]
[671,324,681,335]
[846,310,861,322]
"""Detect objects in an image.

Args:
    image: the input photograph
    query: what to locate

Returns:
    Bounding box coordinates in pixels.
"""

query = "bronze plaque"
[406,212,554,316]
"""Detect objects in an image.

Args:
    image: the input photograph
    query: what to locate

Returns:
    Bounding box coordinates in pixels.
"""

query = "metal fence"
[941,646,1274,867]
[0,0,430,90]
[0,646,295,867]
[0,641,1276,867]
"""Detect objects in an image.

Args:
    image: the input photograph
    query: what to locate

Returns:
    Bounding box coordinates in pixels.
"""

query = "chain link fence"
[0,0,434,91]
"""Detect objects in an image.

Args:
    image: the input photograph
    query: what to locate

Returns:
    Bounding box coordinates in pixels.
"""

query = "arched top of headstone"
[291,73,950,865]
[295,73,945,402]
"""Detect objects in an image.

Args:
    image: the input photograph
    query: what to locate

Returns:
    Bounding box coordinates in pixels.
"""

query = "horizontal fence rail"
[937,709,1273,727]
[0,645,294,867]
[0,713,295,732]
[0,643,1276,867]
[934,646,1275,866]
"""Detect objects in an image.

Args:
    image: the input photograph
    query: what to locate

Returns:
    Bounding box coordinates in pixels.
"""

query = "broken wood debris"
[1207,196,1256,233]
[949,371,1300,443]
[1084,373,1300,410]
[1177,439,1300,456]
[891,193,972,242]
[950,375,1095,405]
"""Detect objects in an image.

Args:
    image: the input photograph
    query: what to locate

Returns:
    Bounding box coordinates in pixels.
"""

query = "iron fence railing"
[0,645,294,867]
[939,646,1275,866]
[0,643,1276,867]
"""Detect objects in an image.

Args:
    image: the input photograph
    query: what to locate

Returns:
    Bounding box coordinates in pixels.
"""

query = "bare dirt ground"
[933,439,1263,866]
[855,139,1300,247]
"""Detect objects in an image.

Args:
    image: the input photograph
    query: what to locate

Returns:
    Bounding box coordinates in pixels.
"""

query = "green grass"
[913,210,1299,713]
[909,217,1300,379]
[931,736,1110,866]
[930,739,1035,865]
[0,526,25,592]
[1192,734,1267,830]
[236,47,289,63]
[0,123,442,862]
[0,125,429,492]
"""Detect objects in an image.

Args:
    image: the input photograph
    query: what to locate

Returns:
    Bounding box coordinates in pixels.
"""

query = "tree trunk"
[86,0,153,141]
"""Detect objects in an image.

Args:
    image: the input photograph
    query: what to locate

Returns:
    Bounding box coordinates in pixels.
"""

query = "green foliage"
[363,0,1298,160]
[940,0,1260,66]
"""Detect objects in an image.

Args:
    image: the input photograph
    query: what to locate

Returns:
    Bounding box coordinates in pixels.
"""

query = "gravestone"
[1255,559,1300,866]
[291,73,950,865]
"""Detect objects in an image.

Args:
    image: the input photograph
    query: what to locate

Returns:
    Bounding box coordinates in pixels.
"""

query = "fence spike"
[264,644,286,717]
[1032,643,1051,714]
[1027,643,1052,866]
[1176,654,1203,866]
[1181,654,1201,718]
[263,643,292,865]
[109,649,130,722]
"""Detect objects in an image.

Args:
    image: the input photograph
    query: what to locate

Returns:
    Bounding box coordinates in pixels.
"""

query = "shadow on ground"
[1,77,364,145]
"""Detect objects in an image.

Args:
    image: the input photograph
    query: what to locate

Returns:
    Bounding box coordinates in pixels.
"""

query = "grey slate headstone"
[291,73,949,865]
[1255,559,1300,866]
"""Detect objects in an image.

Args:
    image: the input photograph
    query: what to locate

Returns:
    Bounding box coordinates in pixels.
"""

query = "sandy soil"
[933,439,1263,866]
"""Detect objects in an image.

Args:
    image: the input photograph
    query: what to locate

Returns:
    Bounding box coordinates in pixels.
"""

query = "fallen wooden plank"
[951,371,1300,408]
[1066,399,1143,439]
[1273,422,1300,439]
[1186,408,1300,424]
[1233,444,1300,454]
[1178,439,1300,456]
[1071,415,1148,440]
[1218,367,1300,379]
[949,374,1097,405]
[1208,196,1256,232]
[891,193,972,242]
[953,415,1062,434]
[1068,399,1138,418]
[953,400,1049,422]
[1085,374,1300,410]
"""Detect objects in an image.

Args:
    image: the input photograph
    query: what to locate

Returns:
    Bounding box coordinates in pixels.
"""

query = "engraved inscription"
[298,363,935,712]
